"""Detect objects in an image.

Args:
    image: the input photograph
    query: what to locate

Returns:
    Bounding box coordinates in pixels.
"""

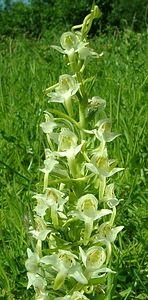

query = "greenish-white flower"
[40,113,57,134]
[41,156,59,174]
[97,222,124,243]
[53,31,79,56]
[102,183,121,208]
[69,194,112,245]
[56,128,84,159]
[25,249,47,290]
[30,216,51,241]
[33,188,67,228]
[35,291,49,300]
[79,246,114,279]
[27,272,47,291]
[84,119,120,143]
[25,248,40,274]
[52,31,100,61]
[88,96,106,112]
[86,144,124,178]
[75,39,100,60]
[40,250,87,290]
[47,74,79,115]
[94,119,120,142]
[40,154,59,190]
[79,246,106,271]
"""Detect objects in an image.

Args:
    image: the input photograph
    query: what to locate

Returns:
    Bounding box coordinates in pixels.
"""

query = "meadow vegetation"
[0,14,147,300]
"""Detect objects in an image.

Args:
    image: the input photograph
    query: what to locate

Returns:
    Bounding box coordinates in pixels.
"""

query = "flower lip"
[77,194,98,218]
[60,32,78,51]
[79,245,106,272]
[86,246,106,271]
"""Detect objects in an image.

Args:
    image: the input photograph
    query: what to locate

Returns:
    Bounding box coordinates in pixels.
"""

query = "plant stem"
[105,260,113,300]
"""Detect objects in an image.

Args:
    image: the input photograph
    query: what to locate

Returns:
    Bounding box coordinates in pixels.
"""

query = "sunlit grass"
[0,30,147,299]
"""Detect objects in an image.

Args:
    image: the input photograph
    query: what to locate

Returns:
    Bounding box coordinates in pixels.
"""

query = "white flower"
[33,188,67,228]
[97,222,124,243]
[102,183,121,208]
[40,250,87,290]
[88,96,106,112]
[86,144,124,178]
[79,246,106,271]
[47,74,79,115]
[52,31,100,61]
[94,119,120,143]
[27,272,47,291]
[25,248,40,273]
[35,291,49,300]
[25,249,47,290]
[40,113,57,134]
[79,246,115,280]
[84,119,120,143]
[40,156,59,190]
[55,128,84,159]
[30,217,51,241]
[69,194,112,245]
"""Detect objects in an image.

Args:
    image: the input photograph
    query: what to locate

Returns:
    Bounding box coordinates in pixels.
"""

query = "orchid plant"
[26,3,124,300]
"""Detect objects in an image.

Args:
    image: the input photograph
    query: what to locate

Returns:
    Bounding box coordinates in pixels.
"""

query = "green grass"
[0,30,147,299]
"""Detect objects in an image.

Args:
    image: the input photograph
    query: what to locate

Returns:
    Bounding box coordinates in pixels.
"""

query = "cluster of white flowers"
[26,4,124,300]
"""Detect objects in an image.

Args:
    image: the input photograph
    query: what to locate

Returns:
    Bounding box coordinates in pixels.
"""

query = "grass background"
[0,29,147,299]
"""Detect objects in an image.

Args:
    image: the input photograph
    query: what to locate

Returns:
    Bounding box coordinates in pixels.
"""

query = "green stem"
[51,206,59,229]
[36,240,42,257]
[105,261,113,300]
[84,220,93,245]
[76,71,88,107]
[76,71,88,131]
[68,156,78,178]
[47,173,94,185]
[99,176,106,200]
[48,108,80,129]
[64,97,73,117]
[79,103,86,130]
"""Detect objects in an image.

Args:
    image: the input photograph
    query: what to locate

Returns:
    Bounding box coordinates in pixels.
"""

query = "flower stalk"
[26,3,124,300]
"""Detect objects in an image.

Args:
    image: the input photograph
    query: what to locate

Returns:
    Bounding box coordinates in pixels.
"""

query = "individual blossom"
[88,96,106,112]
[54,127,84,177]
[40,154,59,191]
[47,74,79,116]
[85,143,124,178]
[40,113,57,134]
[92,221,124,264]
[51,31,79,58]
[52,31,100,63]
[84,119,120,143]
[29,216,51,241]
[102,183,122,208]
[33,188,67,228]
[85,143,124,201]
[69,194,112,245]
[96,222,124,244]
[25,248,47,291]
[35,291,49,300]
[40,250,87,290]
[94,119,120,143]
[79,246,114,280]
[57,128,84,158]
